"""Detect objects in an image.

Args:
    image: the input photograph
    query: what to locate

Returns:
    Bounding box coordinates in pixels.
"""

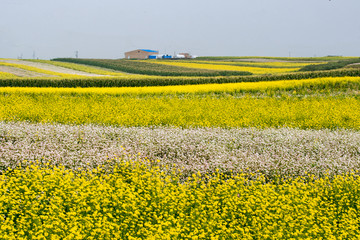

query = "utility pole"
[75,51,79,58]
[33,51,36,59]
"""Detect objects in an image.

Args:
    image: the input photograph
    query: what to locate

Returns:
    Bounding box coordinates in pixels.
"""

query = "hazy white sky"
[1,0,359,59]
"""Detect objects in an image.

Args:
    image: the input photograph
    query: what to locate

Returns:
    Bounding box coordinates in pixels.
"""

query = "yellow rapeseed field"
[184,60,326,68]
[1,58,360,238]
[1,76,358,95]
[0,72,17,78]
[149,61,300,74]
[1,161,360,239]
[0,92,359,129]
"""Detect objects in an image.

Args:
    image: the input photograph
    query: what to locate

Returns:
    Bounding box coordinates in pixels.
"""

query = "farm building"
[179,53,191,59]
[124,49,159,59]
[174,53,197,59]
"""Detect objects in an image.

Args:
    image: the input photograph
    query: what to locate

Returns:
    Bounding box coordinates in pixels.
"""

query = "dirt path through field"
[0,65,55,77]
[0,59,105,77]
[348,63,360,68]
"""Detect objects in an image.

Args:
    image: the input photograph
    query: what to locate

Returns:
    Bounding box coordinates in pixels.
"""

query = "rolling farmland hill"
[2,55,360,238]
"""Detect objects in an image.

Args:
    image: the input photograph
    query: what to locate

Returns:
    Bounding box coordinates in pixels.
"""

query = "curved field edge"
[164,60,326,68]
[0,68,360,87]
[52,58,253,77]
[299,58,360,71]
[0,71,17,78]
[27,59,131,76]
[146,60,301,74]
[0,94,359,129]
[0,62,81,78]
[1,161,360,239]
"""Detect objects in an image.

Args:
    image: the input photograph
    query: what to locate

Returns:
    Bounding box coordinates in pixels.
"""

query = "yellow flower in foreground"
[1,161,360,239]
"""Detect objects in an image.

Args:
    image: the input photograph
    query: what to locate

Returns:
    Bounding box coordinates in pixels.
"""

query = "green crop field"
[52,58,253,76]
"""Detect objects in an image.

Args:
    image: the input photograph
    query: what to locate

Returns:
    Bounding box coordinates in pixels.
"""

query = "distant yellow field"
[188,60,325,68]
[148,61,300,74]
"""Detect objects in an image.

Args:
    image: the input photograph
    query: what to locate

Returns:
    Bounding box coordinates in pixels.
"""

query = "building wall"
[179,53,191,59]
[125,50,158,59]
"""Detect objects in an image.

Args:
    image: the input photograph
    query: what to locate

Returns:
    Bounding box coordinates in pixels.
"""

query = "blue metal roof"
[140,49,158,53]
